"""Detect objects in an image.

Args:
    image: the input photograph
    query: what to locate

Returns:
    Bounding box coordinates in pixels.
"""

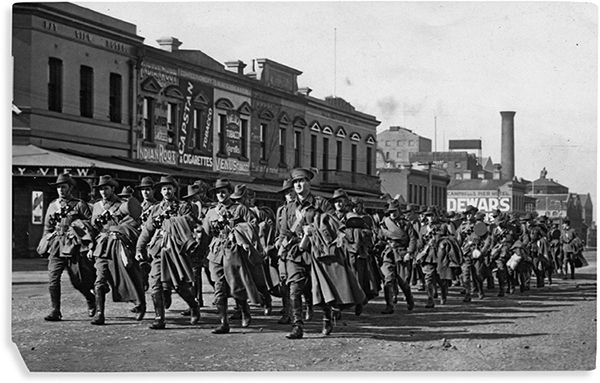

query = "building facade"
[376,126,431,168]
[12,2,383,257]
[378,165,450,210]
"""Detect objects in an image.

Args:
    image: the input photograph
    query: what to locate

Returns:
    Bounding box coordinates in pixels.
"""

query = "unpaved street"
[8,252,598,374]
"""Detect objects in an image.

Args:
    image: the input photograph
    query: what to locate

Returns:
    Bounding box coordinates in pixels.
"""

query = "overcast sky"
[70,1,597,215]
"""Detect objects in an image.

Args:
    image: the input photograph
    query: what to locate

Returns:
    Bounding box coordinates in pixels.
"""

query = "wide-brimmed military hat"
[135,176,155,189]
[464,205,478,215]
[230,184,248,200]
[181,184,201,200]
[210,178,234,193]
[290,167,315,181]
[475,212,486,221]
[49,173,76,187]
[117,186,134,198]
[193,180,210,193]
[278,179,294,193]
[520,213,533,222]
[331,188,348,201]
[386,199,401,213]
[423,206,437,216]
[418,205,428,214]
[344,212,367,229]
[154,175,179,189]
[92,175,119,189]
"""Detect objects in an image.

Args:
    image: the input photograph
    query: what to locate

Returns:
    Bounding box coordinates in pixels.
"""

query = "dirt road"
[8,252,598,373]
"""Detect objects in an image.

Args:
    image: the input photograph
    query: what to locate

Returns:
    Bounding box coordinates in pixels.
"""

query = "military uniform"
[135,176,200,329]
[39,174,96,321]
[89,175,145,325]
[560,222,578,279]
[378,200,417,314]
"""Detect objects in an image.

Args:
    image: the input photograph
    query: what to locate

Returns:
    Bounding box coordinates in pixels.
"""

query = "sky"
[14,1,600,216]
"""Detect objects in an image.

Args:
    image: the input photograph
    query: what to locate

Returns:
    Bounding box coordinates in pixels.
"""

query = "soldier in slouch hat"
[39,173,96,321]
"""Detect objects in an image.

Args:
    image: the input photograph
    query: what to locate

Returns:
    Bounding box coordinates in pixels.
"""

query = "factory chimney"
[500,111,516,180]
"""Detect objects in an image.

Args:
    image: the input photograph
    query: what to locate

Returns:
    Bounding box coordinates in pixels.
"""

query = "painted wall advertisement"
[447,190,511,213]
[214,110,250,175]
[137,70,214,171]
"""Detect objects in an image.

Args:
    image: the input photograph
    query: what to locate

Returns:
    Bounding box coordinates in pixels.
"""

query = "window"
[455,173,463,180]
[455,161,462,169]
[310,134,317,168]
[167,102,178,146]
[294,131,302,167]
[336,141,343,171]
[142,97,154,142]
[442,162,448,169]
[279,128,287,164]
[260,123,267,160]
[366,147,372,175]
[396,152,402,158]
[218,114,227,155]
[191,108,202,149]
[109,73,122,123]
[385,140,391,146]
[240,119,248,158]
[397,140,403,146]
[351,144,357,173]
[322,137,329,170]
[48,58,62,112]
[408,140,414,147]
[80,65,94,118]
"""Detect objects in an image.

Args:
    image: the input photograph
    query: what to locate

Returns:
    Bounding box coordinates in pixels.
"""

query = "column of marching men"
[38,169,588,338]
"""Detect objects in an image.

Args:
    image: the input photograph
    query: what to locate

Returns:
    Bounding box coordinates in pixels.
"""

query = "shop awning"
[12,145,156,174]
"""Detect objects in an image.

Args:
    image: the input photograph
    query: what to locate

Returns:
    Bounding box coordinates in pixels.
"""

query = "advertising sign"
[447,190,511,213]
[225,111,241,157]
[32,191,43,224]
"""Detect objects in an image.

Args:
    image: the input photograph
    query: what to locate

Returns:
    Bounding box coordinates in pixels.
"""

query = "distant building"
[378,164,450,210]
[376,126,431,168]
[523,168,590,244]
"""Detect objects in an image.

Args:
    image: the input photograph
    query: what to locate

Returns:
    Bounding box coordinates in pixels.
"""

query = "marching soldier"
[278,168,335,339]
[460,214,492,299]
[38,173,96,321]
[181,182,212,312]
[528,223,553,287]
[135,176,159,295]
[88,175,145,325]
[275,179,296,325]
[415,207,462,307]
[377,199,417,314]
[203,179,261,334]
[135,175,201,329]
[560,219,578,279]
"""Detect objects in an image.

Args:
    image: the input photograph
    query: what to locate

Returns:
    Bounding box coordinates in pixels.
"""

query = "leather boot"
[286,322,304,339]
[229,301,242,320]
[322,307,333,336]
[212,298,230,334]
[135,302,146,321]
[381,285,395,314]
[263,295,273,316]
[163,289,172,310]
[149,293,166,330]
[425,282,435,308]
[44,286,62,321]
[240,300,252,328]
[278,283,291,324]
[304,293,314,321]
[177,285,201,325]
[90,288,105,325]
[84,290,96,317]
[497,269,506,297]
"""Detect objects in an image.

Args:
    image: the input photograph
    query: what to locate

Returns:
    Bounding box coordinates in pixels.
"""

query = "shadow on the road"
[201,277,596,343]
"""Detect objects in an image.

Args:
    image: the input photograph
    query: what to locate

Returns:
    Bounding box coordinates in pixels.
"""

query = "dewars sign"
[447,190,511,213]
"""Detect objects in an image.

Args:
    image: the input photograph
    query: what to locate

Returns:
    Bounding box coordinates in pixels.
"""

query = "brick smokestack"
[500,111,516,180]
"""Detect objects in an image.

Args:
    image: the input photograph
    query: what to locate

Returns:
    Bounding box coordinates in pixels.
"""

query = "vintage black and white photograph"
[7,0,598,377]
